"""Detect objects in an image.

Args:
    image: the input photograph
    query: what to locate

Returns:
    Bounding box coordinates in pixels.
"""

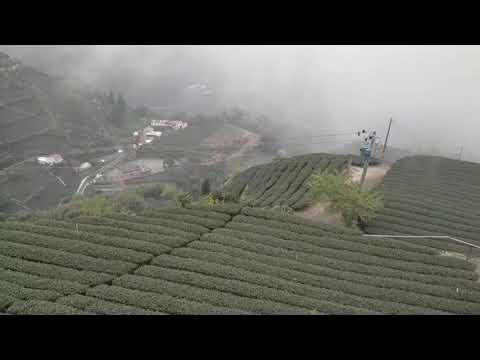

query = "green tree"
[109,93,127,127]
[164,158,175,169]
[108,90,115,104]
[112,191,146,213]
[66,196,116,217]
[175,192,192,208]
[201,178,211,195]
[310,173,383,227]
[133,105,149,118]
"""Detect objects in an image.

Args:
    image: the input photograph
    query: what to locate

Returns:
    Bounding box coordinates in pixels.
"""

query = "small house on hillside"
[143,126,163,138]
[37,154,63,166]
[150,120,189,132]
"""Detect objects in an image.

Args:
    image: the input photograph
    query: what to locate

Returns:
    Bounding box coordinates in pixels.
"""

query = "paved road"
[76,150,128,196]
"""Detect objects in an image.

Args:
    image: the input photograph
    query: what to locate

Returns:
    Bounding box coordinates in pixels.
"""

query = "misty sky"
[1,45,479,161]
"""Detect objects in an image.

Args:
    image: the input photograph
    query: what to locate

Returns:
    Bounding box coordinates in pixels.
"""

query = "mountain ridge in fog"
[1,45,479,162]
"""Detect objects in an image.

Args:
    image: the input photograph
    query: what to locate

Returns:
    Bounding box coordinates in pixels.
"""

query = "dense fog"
[2,45,479,161]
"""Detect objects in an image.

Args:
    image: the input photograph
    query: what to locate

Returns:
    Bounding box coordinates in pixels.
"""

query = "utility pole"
[381,117,393,160]
[360,130,379,190]
[359,153,370,189]
[458,146,463,160]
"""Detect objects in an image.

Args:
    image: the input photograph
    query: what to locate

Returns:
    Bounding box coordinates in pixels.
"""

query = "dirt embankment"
[298,202,345,226]
[348,163,391,191]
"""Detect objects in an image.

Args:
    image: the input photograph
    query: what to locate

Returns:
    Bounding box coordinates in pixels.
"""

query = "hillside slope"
[0,51,119,167]
[1,205,480,314]
[224,153,351,210]
[365,156,480,248]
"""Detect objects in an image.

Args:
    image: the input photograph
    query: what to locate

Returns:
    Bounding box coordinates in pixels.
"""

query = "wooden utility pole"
[381,117,393,160]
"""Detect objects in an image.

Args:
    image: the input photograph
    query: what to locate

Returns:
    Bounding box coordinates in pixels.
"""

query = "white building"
[143,126,163,137]
[37,154,63,166]
[150,120,188,131]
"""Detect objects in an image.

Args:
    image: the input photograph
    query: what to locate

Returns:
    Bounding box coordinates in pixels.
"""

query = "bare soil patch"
[297,201,345,226]
[349,163,390,191]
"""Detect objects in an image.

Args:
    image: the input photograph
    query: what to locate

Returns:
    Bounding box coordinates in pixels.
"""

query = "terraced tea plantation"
[365,156,480,248]
[224,153,351,210]
[2,202,480,314]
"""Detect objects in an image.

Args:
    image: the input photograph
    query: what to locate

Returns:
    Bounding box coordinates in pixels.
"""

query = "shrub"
[175,192,192,208]
[136,184,165,200]
[310,173,383,227]
[64,196,115,218]
[112,191,146,213]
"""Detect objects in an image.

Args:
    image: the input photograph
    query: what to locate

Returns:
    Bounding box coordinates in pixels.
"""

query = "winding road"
[75,150,128,196]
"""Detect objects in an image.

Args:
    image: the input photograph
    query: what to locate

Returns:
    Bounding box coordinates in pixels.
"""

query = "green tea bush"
[186,203,243,215]
[73,216,198,241]
[150,255,462,314]
[231,215,437,255]
[1,221,170,255]
[189,241,480,292]
[57,294,163,315]
[0,279,60,301]
[34,218,185,248]
[0,254,113,285]
[7,300,92,315]
[0,268,87,295]
[221,223,472,270]
[133,265,379,315]
[137,184,166,200]
[107,213,209,235]
[240,207,361,235]
[111,191,146,213]
[86,285,251,315]
[173,247,480,304]
[151,207,231,222]
[0,241,136,275]
[203,233,477,280]
[116,273,309,315]
[0,228,152,264]
[141,210,226,229]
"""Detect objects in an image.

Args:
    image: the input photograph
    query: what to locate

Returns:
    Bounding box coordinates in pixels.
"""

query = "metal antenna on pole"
[359,130,378,190]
